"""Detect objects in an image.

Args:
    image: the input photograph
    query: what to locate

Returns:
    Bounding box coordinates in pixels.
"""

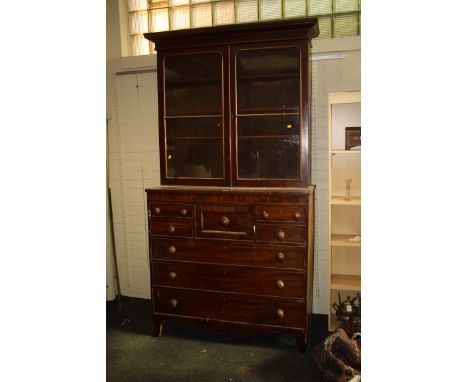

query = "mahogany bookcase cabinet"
[144,18,319,352]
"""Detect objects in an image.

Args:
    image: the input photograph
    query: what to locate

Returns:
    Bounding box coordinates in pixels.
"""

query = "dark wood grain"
[255,205,307,223]
[150,217,193,238]
[152,260,305,298]
[148,202,193,218]
[143,17,319,351]
[151,238,306,269]
[144,18,319,51]
[255,223,307,244]
[196,204,254,240]
[153,286,305,328]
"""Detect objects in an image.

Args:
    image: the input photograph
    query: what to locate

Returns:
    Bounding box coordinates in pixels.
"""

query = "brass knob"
[154,207,161,214]
[262,211,269,219]
[277,309,284,319]
[168,225,175,234]
[170,299,178,308]
[168,272,177,280]
[277,252,285,261]
[293,211,301,220]
[220,216,230,227]
[180,208,188,216]
[168,246,176,254]
[276,280,285,289]
[277,230,285,240]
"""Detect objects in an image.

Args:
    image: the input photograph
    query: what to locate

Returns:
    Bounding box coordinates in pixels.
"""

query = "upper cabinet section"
[145,19,319,187]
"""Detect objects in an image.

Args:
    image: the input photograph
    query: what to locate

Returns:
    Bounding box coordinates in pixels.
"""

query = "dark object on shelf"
[313,328,361,382]
[332,293,359,322]
[345,127,361,150]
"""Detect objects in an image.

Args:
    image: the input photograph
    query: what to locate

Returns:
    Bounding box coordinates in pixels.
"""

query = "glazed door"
[158,47,230,186]
[231,42,310,187]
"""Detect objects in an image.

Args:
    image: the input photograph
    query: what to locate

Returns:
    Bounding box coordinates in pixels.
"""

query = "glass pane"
[259,0,281,21]
[317,15,332,38]
[236,47,300,113]
[170,0,189,5]
[237,137,299,180]
[334,0,357,13]
[213,0,235,25]
[284,0,306,19]
[333,13,358,37]
[128,0,147,12]
[236,0,258,23]
[150,0,169,8]
[129,11,149,35]
[171,5,190,29]
[164,52,222,116]
[130,35,150,56]
[166,117,224,178]
[308,0,331,15]
[149,8,169,31]
[192,3,212,27]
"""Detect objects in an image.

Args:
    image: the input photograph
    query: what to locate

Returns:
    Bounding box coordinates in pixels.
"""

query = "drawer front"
[150,218,193,238]
[196,204,253,240]
[153,286,305,329]
[255,205,307,223]
[149,203,193,218]
[151,238,306,269]
[152,261,305,298]
[255,223,307,244]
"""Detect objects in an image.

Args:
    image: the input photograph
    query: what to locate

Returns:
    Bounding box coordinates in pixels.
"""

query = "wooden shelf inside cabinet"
[237,108,300,115]
[237,73,299,81]
[331,150,361,155]
[170,136,222,141]
[330,274,361,291]
[166,77,221,85]
[238,134,298,140]
[331,196,361,205]
[331,234,361,247]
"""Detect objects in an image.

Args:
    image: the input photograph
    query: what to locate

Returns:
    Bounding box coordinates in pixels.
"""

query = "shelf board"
[331,196,361,205]
[238,134,298,140]
[237,73,299,81]
[330,274,361,291]
[165,113,222,119]
[331,150,361,155]
[331,234,361,247]
[237,108,300,116]
[166,77,221,85]
[169,136,222,141]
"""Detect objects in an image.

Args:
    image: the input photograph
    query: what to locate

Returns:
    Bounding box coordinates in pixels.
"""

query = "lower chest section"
[146,188,313,331]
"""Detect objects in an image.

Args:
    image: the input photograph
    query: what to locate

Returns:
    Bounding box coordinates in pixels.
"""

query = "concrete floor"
[107,297,328,382]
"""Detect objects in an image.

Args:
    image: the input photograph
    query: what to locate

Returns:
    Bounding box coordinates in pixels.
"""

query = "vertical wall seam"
[112,73,132,288]
[135,73,151,272]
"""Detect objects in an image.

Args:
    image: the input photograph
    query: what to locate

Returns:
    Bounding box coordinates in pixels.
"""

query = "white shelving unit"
[328,91,361,330]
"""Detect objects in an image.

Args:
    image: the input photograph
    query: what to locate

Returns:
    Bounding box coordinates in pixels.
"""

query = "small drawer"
[149,203,193,218]
[153,286,305,328]
[255,205,307,223]
[256,223,307,244]
[151,238,306,269]
[152,261,305,298]
[150,218,193,238]
[196,204,253,240]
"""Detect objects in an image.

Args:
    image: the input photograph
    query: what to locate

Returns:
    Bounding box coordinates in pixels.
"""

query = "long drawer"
[153,286,305,329]
[151,238,306,269]
[151,261,305,298]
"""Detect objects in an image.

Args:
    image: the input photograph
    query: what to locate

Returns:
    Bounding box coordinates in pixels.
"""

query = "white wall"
[106,0,360,313]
